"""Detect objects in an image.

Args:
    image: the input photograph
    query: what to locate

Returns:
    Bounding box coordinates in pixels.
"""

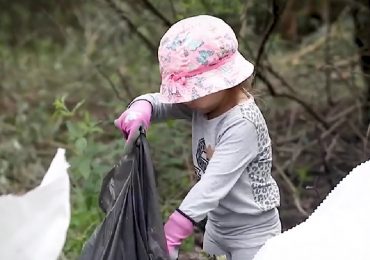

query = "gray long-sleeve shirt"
[132,93,280,230]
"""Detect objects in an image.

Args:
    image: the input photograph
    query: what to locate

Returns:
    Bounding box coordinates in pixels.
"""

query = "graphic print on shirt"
[194,138,214,179]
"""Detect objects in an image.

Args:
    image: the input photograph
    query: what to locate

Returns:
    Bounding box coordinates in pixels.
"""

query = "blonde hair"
[237,75,255,94]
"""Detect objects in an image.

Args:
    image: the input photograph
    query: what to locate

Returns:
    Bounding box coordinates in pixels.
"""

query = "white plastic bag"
[0,148,71,260]
[253,160,370,260]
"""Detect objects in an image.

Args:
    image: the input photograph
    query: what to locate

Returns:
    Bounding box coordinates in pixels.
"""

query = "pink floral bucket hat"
[158,15,254,104]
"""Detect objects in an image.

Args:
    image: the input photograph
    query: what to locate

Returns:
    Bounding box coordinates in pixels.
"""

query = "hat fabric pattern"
[158,15,254,104]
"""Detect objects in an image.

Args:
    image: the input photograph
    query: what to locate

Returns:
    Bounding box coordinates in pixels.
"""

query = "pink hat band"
[168,53,236,86]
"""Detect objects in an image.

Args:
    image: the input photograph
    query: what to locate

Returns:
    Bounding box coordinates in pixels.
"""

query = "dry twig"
[274,161,309,217]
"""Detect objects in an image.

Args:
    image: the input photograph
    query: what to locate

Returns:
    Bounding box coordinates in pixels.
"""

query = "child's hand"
[164,210,194,259]
[114,100,152,141]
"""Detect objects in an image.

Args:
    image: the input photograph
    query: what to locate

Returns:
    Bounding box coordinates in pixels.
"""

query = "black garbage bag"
[80,133,170,260]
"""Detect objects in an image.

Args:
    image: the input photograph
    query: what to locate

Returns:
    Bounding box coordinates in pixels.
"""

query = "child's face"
[183,90,226,115]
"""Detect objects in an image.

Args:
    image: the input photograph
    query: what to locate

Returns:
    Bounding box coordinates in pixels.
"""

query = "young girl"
[114,15,281,260]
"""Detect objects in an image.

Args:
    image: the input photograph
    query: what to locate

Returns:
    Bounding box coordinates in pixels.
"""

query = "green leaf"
[78,158,91,179]
[66,121,81,140]
[75,137,87,154]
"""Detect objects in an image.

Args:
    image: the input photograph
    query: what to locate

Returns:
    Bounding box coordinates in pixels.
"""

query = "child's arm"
[115,92,192,141]
[130,93,192,122]
[178,118,259,223]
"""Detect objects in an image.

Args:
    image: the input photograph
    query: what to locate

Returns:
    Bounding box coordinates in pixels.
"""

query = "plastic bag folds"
[80,133,169,260]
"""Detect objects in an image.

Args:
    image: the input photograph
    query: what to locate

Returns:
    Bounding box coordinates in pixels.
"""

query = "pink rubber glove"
[164,210,194,259]
[114,100,152,141]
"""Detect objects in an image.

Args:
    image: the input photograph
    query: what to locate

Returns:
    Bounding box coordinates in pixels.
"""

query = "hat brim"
[159,51,254,104]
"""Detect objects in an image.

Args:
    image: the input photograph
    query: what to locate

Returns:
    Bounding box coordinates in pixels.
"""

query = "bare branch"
[327,104,357,123]
[141,0,172,27]
[274,161,309,217]
[319,117,347,140]
[256,70,277,95]
[263,61,297,94]
[95,65,124,101]
[317,127,335,186]
[324,0,334,106]
[257,71,329,129]
[254,0,287,75]
[116,68,136,101]
[105,0,157,55]
[325,135,339,162]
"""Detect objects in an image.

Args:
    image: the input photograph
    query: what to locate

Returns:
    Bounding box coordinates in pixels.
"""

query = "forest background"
[1,0,370,259]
